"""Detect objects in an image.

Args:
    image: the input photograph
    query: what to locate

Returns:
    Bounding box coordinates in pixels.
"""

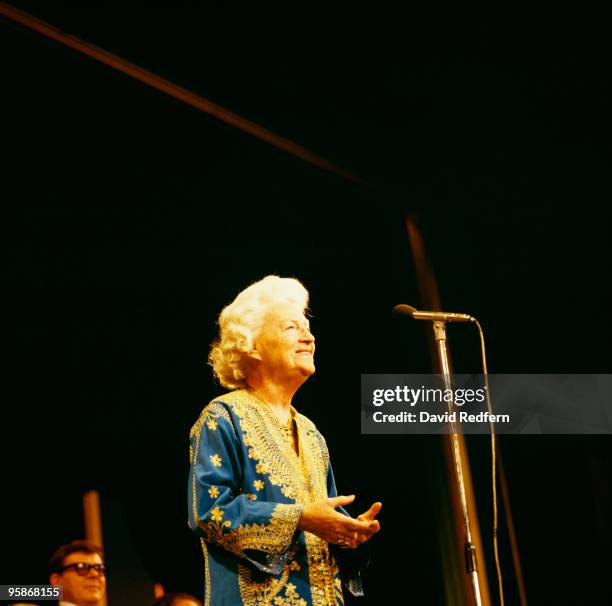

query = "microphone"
[392,304,474,323]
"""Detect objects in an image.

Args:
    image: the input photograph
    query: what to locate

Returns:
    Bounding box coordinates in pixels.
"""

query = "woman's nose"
[300,327,314,342]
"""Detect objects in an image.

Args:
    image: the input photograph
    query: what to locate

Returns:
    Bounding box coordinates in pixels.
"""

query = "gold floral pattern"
[201,506,231,543]
[238,560,306,605]
[213,503,302,556]
[221,390,328,503]
[208,486,220,498]
[210,507,224,522]
[189,402,232,460]
[209,454,223,467]
[304,532,342,606]
[279,583,309,606]
[254,479,265,491]
[190,402,231,438]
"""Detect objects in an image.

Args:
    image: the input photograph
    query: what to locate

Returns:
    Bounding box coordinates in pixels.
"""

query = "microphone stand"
[433,320,483,606]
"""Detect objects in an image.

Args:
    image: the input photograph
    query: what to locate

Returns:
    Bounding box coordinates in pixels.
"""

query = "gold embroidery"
[201,507,231,544]
[216,503,301,555]
[220,390,325,503]
[254,479,265,491]
[246,493,257,502]
[315,431,330,476]
[304,532,341,606]
[334,575,345,605]
[200,538,211,606]
[208,486,220,498]
[189,401,233,460]
[190,402,232,439]
[294,415,329,502]
[279,416,298,454]
[238,560,305,605]
[209,454,223,467]
[210,507,224,522]
[191,415,206,530]
[278,583,309,606]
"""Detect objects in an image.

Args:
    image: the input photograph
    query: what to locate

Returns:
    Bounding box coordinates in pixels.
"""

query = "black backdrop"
[2,5,611,605]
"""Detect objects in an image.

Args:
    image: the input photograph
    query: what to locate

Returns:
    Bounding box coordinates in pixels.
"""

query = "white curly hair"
[208,275,310,389]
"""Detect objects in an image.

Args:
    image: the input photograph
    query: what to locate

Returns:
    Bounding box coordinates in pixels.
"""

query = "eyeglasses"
[60,562,106,576]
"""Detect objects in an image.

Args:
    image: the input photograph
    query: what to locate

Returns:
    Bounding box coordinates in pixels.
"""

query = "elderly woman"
[188,275,381,605]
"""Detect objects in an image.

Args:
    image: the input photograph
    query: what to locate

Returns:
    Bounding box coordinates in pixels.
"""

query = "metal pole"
[433,321,483,606]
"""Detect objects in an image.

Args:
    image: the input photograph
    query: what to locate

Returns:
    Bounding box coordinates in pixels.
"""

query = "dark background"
[2,3,611,604]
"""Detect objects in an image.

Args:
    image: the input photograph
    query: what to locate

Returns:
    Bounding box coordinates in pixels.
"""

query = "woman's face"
[252,302,316,385]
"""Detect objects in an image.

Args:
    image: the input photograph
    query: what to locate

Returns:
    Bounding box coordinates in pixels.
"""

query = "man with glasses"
[49,540,106,606]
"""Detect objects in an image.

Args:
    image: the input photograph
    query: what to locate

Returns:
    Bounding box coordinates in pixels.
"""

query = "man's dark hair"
[152,593,202,606]
[49,539,104,575]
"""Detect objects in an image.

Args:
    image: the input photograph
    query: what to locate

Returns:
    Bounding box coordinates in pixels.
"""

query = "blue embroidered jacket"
[188,389,363,605]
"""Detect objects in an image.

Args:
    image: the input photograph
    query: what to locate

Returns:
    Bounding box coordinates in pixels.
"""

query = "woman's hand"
[354,501,382,546]
[298,495,381,549]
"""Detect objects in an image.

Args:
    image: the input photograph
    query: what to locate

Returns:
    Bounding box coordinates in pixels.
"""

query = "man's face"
[253,302,316,385]
[50,551,106,606]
